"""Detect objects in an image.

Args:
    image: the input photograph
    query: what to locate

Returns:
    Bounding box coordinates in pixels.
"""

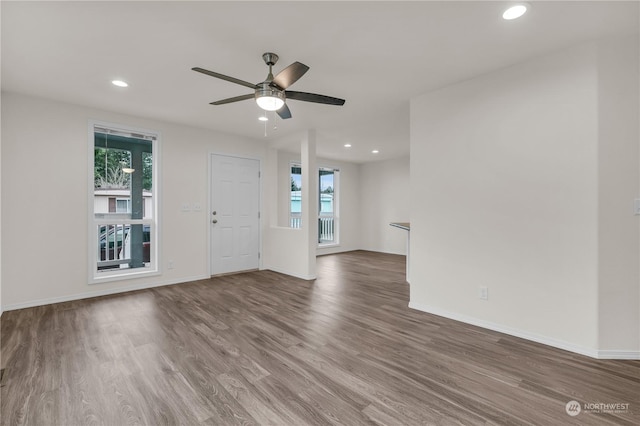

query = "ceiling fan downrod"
[262,52,278,82]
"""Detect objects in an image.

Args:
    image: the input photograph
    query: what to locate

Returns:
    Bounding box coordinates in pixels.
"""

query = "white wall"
[1,92,267,309]
[409,38,640,358]
[263,132,318,280]
[410,43,601,354]
[0,91,3,316]
[596,37,640,354]
[360,156,410,255]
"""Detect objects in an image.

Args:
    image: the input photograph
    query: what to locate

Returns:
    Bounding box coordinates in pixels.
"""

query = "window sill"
[90,267,160,285]
[318,243,340,249]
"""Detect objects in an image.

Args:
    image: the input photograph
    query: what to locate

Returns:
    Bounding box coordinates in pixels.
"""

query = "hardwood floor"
[1,250,638,425]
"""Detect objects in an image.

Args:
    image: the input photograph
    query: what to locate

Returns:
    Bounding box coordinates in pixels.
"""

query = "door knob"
[212,219,218,224]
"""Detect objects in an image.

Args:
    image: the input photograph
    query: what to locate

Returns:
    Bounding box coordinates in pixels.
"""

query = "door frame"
[208,152,263,276]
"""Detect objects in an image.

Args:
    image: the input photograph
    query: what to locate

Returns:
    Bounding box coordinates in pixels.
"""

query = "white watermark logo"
[565,400,630,416]
[565,400,581,417]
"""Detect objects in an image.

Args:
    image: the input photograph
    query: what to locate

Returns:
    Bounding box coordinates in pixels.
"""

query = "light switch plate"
[635,199,640,215]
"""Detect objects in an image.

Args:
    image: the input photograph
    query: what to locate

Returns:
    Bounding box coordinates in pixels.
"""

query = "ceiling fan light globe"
[255,85,285,111]
[256,96,284,111]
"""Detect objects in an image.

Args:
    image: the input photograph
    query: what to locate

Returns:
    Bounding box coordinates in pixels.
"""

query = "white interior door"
[210,154,260,275]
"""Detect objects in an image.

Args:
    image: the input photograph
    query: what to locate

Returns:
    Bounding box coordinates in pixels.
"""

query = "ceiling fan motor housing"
[255,82,285,111]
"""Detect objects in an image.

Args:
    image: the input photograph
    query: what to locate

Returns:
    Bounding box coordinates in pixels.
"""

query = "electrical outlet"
[478,286,489,300]
[181,203,191,212]
[193,202,202,212]
[168,261,174,270]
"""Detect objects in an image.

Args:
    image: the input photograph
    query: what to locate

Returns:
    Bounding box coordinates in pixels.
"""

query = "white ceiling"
[2,1,638,163]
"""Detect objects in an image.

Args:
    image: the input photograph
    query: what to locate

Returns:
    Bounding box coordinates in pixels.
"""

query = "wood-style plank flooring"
[1,250,639,425]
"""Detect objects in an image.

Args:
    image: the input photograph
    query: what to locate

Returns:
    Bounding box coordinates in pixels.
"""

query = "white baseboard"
[595,350,640,360]
[1,274,209,312]
[408,301,640,360]
[262,266,316,281]
[359,247,406,256]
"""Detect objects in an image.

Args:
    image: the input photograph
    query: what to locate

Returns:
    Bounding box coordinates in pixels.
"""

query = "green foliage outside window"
[94,148,152,190]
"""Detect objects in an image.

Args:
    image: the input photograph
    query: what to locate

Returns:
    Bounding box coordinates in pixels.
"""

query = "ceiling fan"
[192,52,345,119]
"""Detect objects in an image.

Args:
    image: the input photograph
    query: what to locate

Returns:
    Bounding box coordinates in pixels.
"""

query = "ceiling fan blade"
[192,67,257,89]
[285,91,345,106]
[272,62,309,89]
[210,94,254,105]
[276,103,292,119]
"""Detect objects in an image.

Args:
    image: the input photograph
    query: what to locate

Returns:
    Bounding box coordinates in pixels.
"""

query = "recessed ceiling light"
[503,3,529,20]
[372,150,379,154]
[258,116,269,122]
[111,80,129,87]
[344,144,352,148]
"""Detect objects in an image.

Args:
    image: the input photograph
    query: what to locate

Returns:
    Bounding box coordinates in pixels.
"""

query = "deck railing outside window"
[97,222,151,271]
[319,214,335,244]
[290,212,302,229]
[290,213,335,244]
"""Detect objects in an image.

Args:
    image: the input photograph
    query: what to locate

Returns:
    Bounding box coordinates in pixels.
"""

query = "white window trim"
[290,162,340,247]
[289,162,302,229]
[318,166,339,247]
[88,120,161,284]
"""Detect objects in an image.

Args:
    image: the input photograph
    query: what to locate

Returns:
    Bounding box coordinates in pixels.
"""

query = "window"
[290,164,302,228]
[319,168,338,245]
[90,122,158,283]
[116,198,131,213]
[289,164,339,246]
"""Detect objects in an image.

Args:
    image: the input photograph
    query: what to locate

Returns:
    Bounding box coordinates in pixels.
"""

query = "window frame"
[318,166,340,247]
[289,163,302,228]
[289,162,340,247]
[88,120,161,284]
